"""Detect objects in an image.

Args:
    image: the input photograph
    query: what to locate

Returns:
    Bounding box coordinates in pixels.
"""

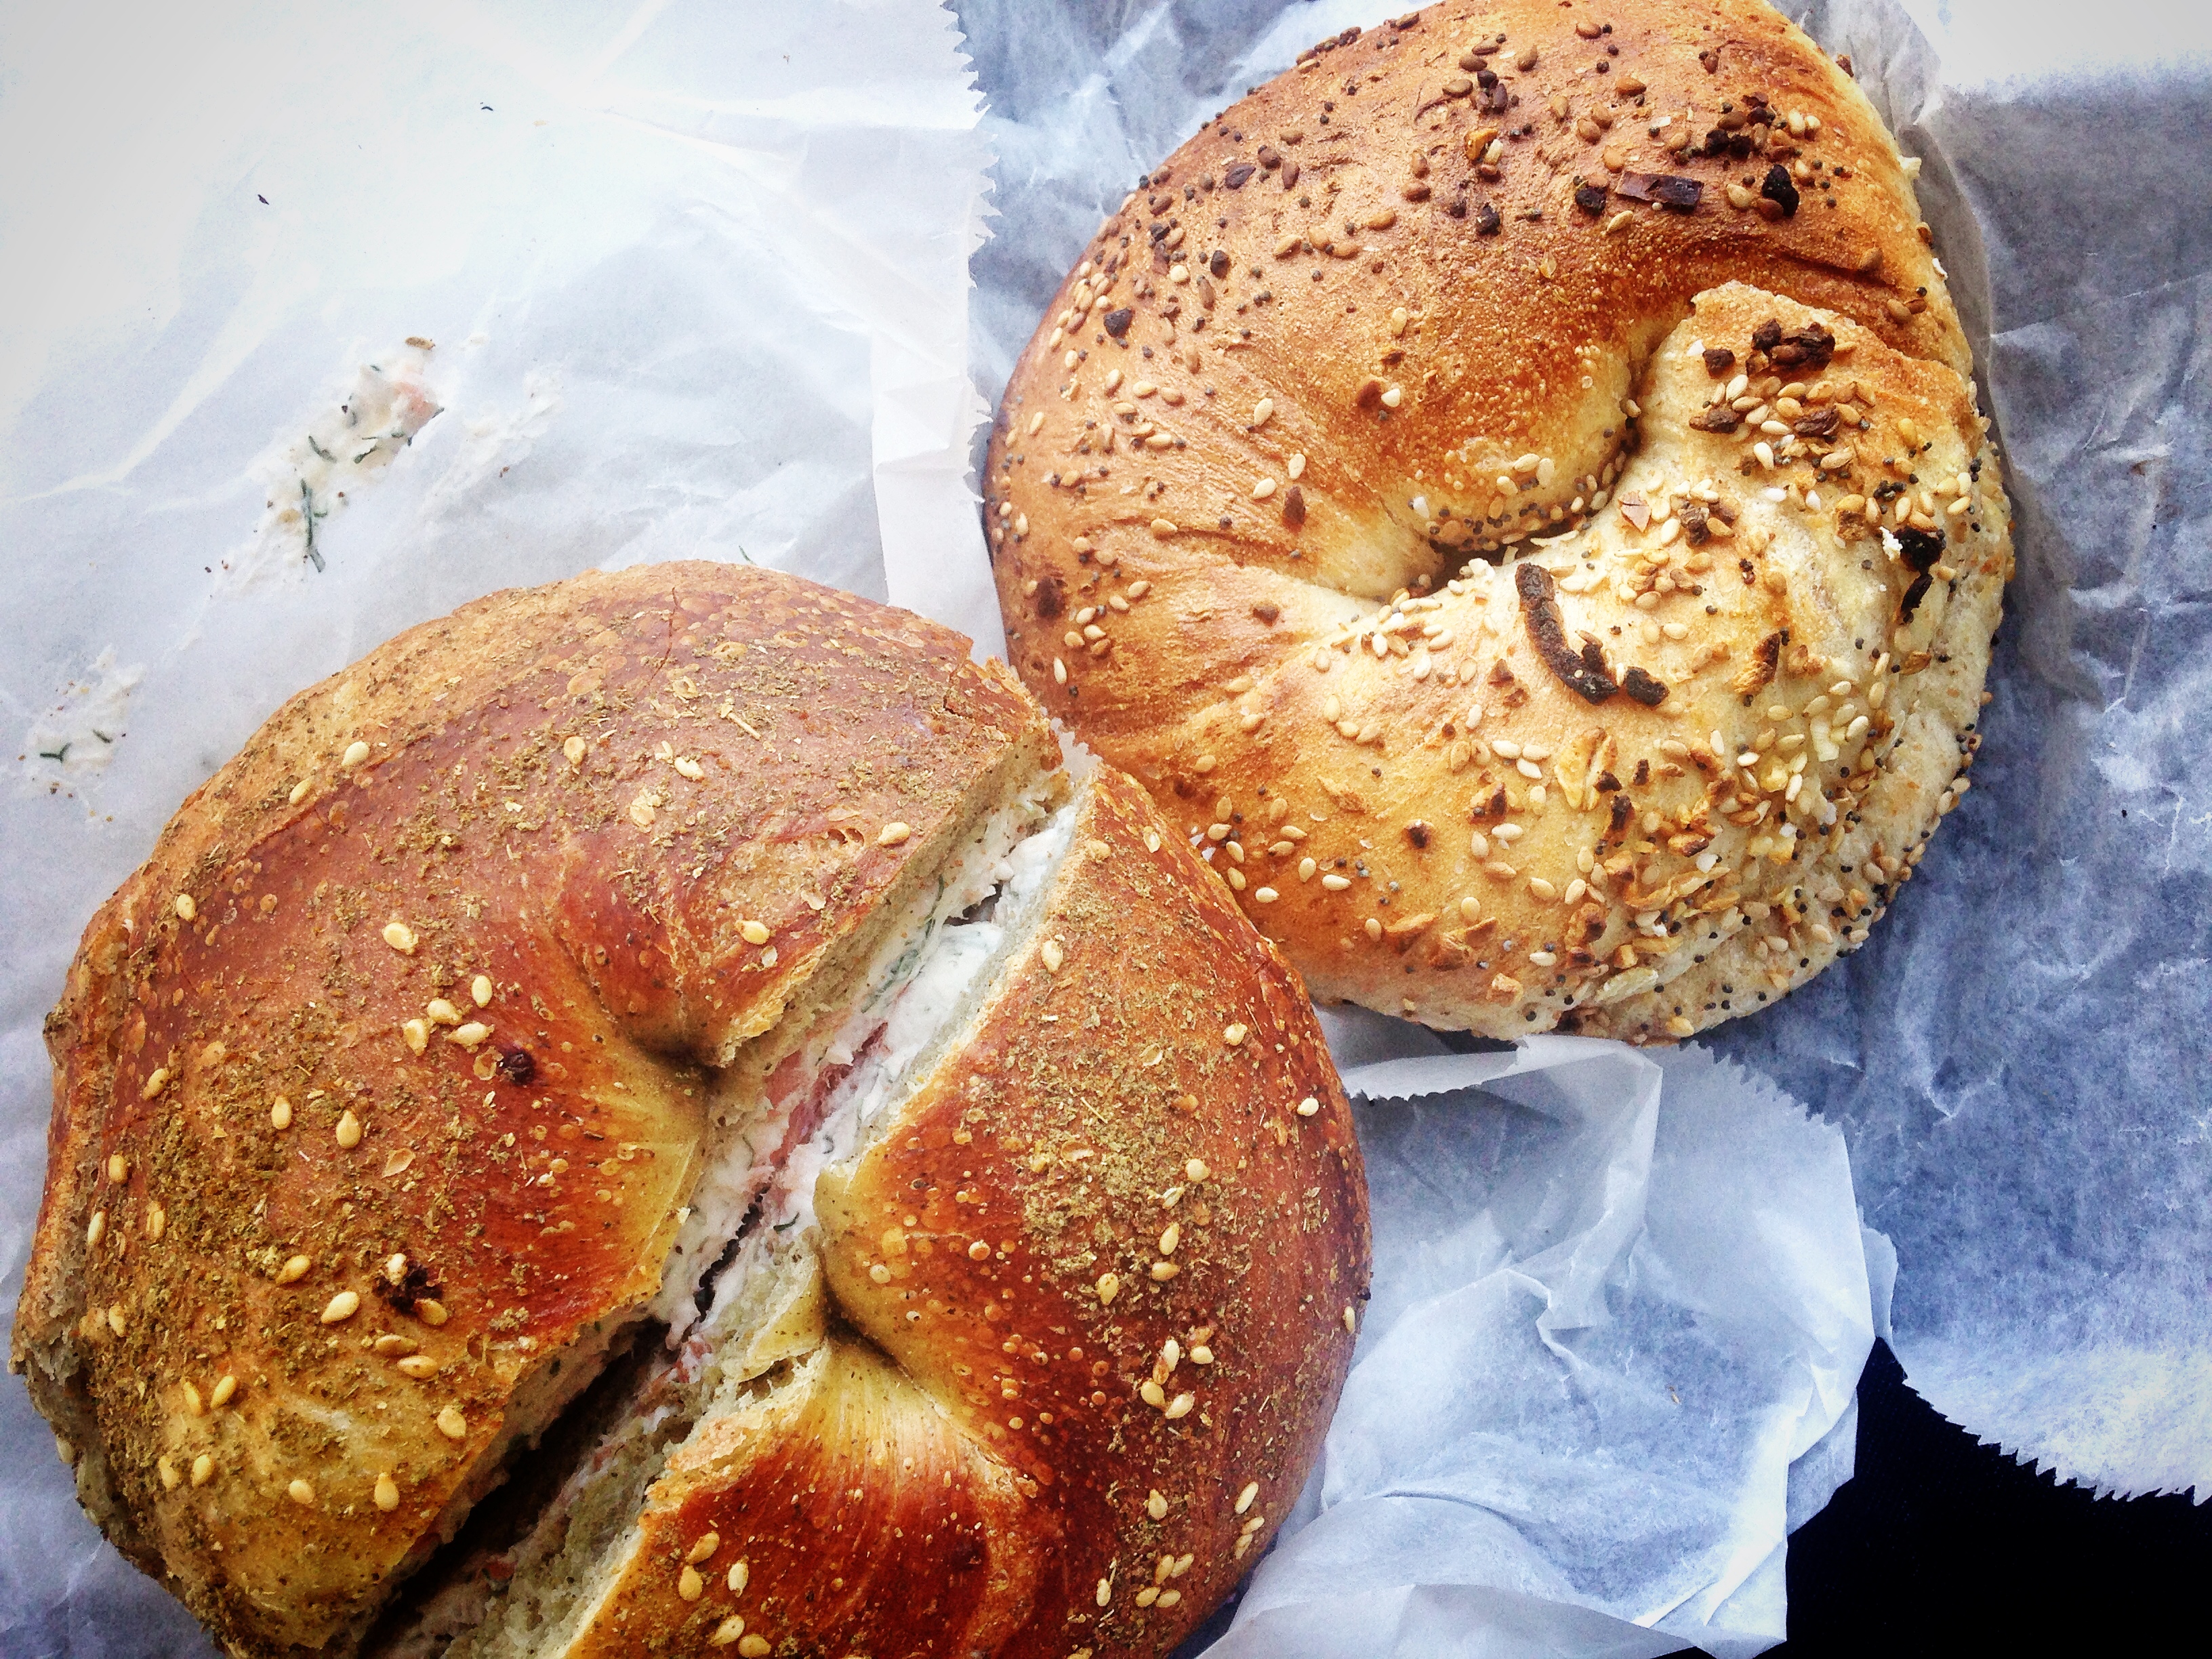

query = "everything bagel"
[986,0,2010,1040]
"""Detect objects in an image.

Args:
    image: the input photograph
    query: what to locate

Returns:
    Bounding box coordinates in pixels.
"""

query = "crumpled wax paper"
[0,2,989,1652]
[935,0,2212,1647]
[1215,1038,1877,1659]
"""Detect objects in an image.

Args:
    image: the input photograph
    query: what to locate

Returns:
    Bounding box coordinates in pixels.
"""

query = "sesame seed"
[471,975,494,1007]
[396,1355,439,1378]
[382,921,417,954]
[1159,1223,1181,1255]
[1344,1305,1357,1333]
[1151,1261,1180,1281]
[1185,1158,1210,1182]
[427,998,459,1026]
[336,1109,363,1149]
[710,1618,745,1648]
[1252,398,1275,426]
[1252,477,1276,499]
[878,821,912,846]
[1097,1272,1120,1305]
[85,1210,105,1249]
[1296,1096,1319,1116]
[321,1290,361,1324]
[450,1022,491,1048]
[375,1473,400,1511]
[740,920,771,946]
[401,1019,429,1056]
[190,1453,214,1487]
[562,735,588,765]
[418,1298,449,1326]
[1236,1481,1260,1513]
[678,1565,705,1601]
[729,1560,749,1594]
[288,779,312,805]
[183,1380,204,1416]
[739,1638,771,1659]
[276,1254,311,1284]
[1380,386,1403,409]
[173,894,196,922]
[436,1403,468,1440]
[158,1456,180,1490]
[289,1478,316,1507]
[1041,939,1065,972]
[139,1067,169,1102]
[340,740,370,769]
[1321,873,1351,891]
[1151,518,1179,537]
[1147,1489,1169,1519]
[1223,1023,1247,1046]
[146,1202,165,1242]
[1097,1578,1113,1607]
[1191,1344,1214,1364]
[1164,1392,1195,1419]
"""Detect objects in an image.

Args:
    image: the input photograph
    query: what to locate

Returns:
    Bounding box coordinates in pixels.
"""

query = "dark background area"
[1767,1341,2212,1653]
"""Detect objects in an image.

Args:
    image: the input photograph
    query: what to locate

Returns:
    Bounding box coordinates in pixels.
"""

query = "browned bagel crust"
[985,0,2010,1039]
[12,564,1366,1659]
[558,765,1366,1658]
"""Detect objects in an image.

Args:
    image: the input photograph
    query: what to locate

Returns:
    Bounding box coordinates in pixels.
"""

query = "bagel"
[985,0,2011,1040]
[12,564,1368,1658]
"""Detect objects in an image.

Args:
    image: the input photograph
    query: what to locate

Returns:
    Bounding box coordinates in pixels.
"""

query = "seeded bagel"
[13,563,1367,1658]
[985,0,2011,1040]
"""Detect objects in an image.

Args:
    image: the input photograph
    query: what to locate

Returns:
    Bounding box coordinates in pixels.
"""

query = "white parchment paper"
[1213,1040,1877,1659]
